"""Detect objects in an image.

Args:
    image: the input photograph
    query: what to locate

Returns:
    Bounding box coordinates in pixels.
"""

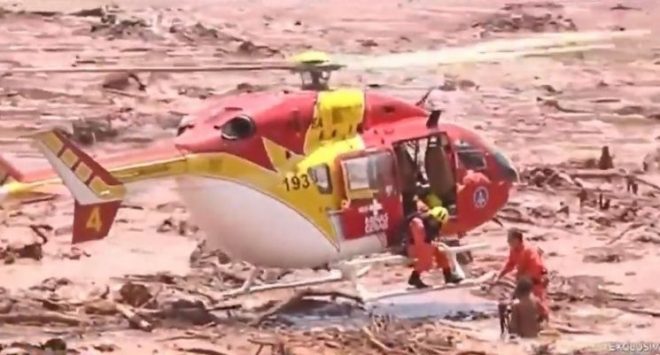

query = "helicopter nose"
[492,150,519,183]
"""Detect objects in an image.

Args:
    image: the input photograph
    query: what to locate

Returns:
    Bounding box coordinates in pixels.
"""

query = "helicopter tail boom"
[33,129,127,243]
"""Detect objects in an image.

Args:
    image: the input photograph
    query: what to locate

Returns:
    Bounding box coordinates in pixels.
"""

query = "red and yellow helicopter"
[0,29,646,300]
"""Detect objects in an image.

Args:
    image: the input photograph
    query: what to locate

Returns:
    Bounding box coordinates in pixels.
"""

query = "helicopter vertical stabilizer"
[32,129,126,243]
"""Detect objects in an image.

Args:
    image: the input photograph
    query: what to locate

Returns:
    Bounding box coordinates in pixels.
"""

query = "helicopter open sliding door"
[392,132,458,216]
[424,133,458,214]
[330,149,403,246]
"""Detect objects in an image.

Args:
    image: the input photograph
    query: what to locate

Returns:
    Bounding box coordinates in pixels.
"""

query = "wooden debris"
[633,175,660,192]
[207,302,242,312]
[157,331,216,342]
[361,326,392,353]
[136,285,163,310]
[214,267,248,286]
[496,207,534,224]
[83,300,118,316]
[578,188,588,209]
[0,312,87,326]
[552,323,598,334]
[620,307,660,317]
[139,298,219,326]
[625,174,639,194]
[0,226,49,263]
[176,347,232,355]
[0,299,15,314]
[71,118,118,146]
[119,282,153,307]
[248,337,288,355]
[115,303,153,332]
[566,169,660,192]
[607,222,645,245]
[250,288,362,326]
[597,146,614,170]
[101,72,146,91]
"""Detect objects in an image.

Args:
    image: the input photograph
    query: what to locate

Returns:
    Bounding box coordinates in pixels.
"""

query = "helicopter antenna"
[426,110,442,128]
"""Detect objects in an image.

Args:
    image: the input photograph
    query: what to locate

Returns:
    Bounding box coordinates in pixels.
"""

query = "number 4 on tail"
[86,206,103,232]
[72,201,122,244]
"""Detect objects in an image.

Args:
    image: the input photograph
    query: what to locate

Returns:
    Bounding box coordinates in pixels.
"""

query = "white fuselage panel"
[174,176,386,269]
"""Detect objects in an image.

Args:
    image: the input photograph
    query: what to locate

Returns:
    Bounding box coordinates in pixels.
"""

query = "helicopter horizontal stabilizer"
[0,154,24,185]
[32,129,126,243]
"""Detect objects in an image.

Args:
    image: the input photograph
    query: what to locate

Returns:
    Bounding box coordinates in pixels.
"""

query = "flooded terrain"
[1,0,660,354]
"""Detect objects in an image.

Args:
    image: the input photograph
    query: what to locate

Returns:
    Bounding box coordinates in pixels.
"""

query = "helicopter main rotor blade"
[334,29,649,70]
[2,63,295,74]
[0,29,648,75]
[339,43,614,70]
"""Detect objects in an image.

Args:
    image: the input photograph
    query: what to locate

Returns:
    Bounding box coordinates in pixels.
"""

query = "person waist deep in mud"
[508,276,541,338]
[405,197,463,289]
[491,228,550,322]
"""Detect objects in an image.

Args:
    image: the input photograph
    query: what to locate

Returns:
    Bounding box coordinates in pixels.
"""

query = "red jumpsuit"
[501,243,550,319]
[465,169,489,184]
[406,218,451,273]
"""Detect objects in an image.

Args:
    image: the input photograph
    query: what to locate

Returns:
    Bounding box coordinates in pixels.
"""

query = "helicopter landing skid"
[216,265,372,299]
[360,270,495,302]
[216,242,490,302]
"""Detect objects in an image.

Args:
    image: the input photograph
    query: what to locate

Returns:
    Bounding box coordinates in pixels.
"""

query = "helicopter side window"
[367,152,397,197]
[177,124,193,136]
[177,115,194,136]
[455,140,486,170]
[308,164,332,194]
[217,115,256,140]
[343,151,397,199]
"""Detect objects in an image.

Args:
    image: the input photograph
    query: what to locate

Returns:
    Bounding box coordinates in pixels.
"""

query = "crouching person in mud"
[500,277,542,339]
[403,196,463,289]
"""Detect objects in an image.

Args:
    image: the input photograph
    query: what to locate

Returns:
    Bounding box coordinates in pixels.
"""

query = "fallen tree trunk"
[0,311,88,326]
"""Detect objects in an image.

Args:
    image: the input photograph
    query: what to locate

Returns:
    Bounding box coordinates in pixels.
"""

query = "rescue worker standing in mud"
[404,195,463,289]
[490,228,550,323]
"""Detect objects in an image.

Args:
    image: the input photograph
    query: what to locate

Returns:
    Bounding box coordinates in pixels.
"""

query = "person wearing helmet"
[404,197,463,289]
[415,183,444,212]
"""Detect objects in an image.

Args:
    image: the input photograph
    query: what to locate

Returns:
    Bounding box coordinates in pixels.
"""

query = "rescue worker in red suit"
[405,197,463,289]
[459,169,490,202]
[491,228,550,322]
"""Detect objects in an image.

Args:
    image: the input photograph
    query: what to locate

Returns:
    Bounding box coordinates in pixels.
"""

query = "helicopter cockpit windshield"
[455,132,518,183]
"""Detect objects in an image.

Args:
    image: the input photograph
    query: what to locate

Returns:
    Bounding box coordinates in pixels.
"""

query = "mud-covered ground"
[1,0,660,354]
